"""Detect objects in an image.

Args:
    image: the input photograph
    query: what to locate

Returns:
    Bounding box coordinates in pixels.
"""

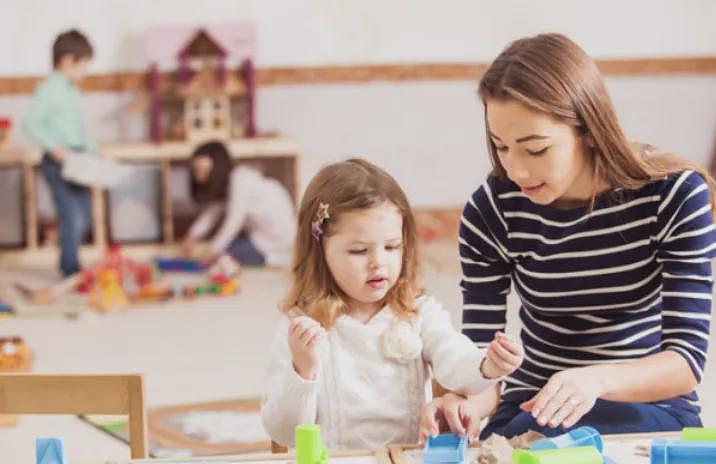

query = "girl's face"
[323,201,404,316]
[485,98,596,206]
[191,155,213,183]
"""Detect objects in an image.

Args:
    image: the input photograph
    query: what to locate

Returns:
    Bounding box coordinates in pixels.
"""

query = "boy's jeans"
[40,153,92,277]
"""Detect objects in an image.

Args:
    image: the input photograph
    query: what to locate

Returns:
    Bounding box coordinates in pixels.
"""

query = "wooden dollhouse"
[146,24,256,143]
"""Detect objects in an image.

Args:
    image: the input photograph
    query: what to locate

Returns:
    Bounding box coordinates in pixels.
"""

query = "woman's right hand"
[288,316,324,381]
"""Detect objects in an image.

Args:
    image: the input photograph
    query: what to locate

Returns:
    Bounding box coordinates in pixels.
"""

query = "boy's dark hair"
[53,29,93,68]
[190,141,233,203]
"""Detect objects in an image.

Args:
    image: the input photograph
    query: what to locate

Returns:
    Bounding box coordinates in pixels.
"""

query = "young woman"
[420,33,716,441]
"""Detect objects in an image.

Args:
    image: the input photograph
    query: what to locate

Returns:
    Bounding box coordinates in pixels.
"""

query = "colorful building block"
[681,427,716,441]
[530,427,603,453]
[650,438,716,464]
[36,437,65,464]
[513,446,603,464]
[296,424,327,464]
[424,433,468,464]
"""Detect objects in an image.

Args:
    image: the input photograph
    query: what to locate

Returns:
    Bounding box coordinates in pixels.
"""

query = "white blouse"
[261,296,494,450]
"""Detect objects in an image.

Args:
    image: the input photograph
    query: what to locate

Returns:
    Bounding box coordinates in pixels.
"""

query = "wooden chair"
[0,373,148,459]
[270,379,449,453]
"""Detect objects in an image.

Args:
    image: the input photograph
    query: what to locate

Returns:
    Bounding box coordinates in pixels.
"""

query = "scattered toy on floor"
[11,246,242,312]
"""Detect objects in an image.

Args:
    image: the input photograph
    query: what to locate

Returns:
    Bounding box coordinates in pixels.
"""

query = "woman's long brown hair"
[478,33,716,216]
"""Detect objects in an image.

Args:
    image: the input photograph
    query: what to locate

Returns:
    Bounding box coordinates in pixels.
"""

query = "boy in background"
[24,29,94,277]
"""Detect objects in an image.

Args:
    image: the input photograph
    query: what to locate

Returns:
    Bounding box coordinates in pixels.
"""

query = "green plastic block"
[681,427,716,441]
[296,424,327,464]
[512,446,603,464]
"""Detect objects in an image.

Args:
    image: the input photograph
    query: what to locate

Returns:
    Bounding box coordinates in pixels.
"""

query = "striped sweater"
[460,170,716,414]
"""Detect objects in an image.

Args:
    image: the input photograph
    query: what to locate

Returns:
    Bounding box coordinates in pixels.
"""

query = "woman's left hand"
[520,366,605,429]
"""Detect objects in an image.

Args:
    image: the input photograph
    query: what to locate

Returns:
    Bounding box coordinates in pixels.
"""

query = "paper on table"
[61,151,133,188]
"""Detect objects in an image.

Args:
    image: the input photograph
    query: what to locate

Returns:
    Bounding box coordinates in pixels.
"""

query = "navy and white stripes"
[460,170,715,414]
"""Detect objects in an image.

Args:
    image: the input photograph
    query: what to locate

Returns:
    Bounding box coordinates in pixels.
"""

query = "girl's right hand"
[181,236,196,257]
[419,393,481,444]
[288,316,325,380]
[481,332,523,379]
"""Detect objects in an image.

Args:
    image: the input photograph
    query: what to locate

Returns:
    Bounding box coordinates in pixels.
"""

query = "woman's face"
[485,98,596,206]
[191,155,213,184]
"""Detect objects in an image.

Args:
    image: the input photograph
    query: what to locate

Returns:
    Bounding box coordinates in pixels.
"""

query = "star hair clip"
[311,202,331,241]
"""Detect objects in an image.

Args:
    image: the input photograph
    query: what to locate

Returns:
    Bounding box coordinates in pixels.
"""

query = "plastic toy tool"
[650,438,716,464]
[295,424,327,464]
[423,433,468,464]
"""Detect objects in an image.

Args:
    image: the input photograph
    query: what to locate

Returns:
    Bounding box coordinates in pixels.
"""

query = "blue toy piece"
[154,258,206,273]
[0,300,13,313]
[650,438,716,464]
[36,437,66,464]
[423,433,468,464]
[530,426,604,453]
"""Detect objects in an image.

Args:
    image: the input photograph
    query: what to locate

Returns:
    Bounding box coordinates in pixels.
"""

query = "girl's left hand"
[519,366,605,429]
[198,252,219,267]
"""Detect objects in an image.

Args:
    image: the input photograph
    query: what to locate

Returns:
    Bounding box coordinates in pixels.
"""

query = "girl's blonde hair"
[478,33,716,216]
[282,158,422,328]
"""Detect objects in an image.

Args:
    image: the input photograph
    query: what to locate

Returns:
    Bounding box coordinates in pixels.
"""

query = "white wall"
[0,0,715,75]
[2,75,715,209]
[0,0,714,210]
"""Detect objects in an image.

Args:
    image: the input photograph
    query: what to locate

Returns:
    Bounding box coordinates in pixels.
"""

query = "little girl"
[261,158,524,449]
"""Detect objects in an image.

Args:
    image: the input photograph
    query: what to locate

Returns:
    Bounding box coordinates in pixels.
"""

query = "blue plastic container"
[529,426,604,453]
[650,438,716,464]
[423,433,468,464]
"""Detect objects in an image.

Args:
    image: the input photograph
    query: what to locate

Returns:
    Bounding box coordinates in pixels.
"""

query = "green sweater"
[23,72,94,152]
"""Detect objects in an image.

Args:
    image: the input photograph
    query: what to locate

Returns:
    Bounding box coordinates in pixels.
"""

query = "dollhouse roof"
[144,23,255,66]
[179,29,226,59]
